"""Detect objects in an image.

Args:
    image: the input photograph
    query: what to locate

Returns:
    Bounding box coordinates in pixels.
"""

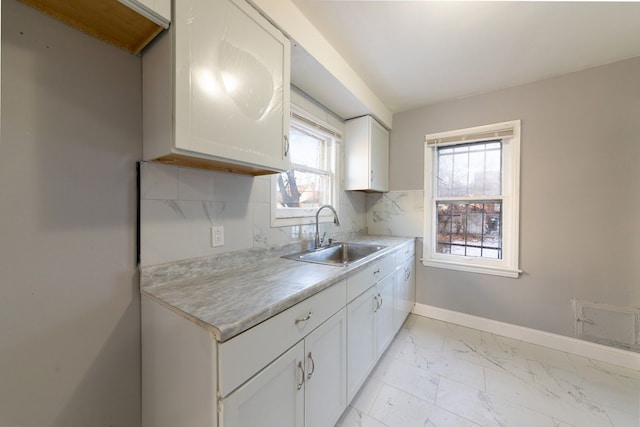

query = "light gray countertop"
[141,235,414,342]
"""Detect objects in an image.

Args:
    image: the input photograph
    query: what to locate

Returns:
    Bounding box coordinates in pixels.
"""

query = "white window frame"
[271,107,340,227]
[422,120,522,278]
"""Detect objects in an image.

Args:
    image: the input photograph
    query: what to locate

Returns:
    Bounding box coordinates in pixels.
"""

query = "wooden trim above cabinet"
[18,0,164,54]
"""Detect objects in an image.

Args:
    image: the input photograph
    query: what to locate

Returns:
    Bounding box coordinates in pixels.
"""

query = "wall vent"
[572,299,640,351]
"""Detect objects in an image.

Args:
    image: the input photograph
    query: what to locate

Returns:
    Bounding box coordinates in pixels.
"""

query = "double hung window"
[423,121,521,277]
[272,109,339,226]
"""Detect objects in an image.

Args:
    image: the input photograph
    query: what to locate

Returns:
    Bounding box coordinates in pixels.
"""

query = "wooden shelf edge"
[152,154,281,177]
[18,0,166,54]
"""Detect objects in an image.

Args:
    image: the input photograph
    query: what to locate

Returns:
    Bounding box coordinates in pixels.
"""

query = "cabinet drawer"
[218,280,346,397]
[347,254,396,302]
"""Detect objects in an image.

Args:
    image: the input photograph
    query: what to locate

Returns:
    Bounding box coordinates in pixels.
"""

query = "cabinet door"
[394,258,415,331]
[174,0,290,172]
[221,341,304,427]
[375,274,395,356]
[345,115,389,191]
[369,117,389,192]
[346,286,378,403]
[305,309,347,427]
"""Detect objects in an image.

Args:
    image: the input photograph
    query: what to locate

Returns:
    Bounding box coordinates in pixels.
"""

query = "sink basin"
[283,242,387,266]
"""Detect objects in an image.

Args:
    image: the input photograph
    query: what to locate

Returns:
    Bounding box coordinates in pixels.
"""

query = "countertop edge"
[141,292,224,341]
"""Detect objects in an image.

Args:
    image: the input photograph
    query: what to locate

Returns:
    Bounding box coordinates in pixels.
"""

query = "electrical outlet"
[211,226,224,247]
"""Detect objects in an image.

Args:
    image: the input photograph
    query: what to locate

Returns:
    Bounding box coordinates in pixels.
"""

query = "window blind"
[291,111,342,139]
[426,127,515,147]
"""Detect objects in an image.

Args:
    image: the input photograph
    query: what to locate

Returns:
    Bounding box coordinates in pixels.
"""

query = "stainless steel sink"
[282,242,387,266]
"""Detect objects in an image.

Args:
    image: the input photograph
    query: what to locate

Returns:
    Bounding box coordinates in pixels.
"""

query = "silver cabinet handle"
[306,352,315,380]
[297,361,305,390]
[370,170,374,183]
[295,310,313,325]
[373,268,381,275]
[374,293,382,312]
[284,135,290,157]
[405,268,411,281]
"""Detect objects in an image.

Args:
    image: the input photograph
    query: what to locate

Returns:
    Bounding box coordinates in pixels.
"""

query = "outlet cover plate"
[211,226,224,247]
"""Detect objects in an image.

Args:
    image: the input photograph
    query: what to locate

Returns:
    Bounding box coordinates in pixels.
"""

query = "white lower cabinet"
[346,274,395,403]
[375,274,396,356]
[394,257,416,331]
[346,286,378,402]
[222,341,304,427]
[221,309,347,427]
[346,275,395,402]
[346,245,416,404]
[305,309,347,427]
[142,240,416,427]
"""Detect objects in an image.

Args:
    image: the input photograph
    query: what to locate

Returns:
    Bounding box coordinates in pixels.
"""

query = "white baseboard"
[412,303,640,370]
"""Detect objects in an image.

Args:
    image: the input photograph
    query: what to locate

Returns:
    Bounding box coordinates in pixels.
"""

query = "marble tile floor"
[336,314,640,427]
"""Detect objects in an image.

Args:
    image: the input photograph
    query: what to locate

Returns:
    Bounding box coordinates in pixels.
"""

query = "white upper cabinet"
[345,115,389,192]
[143,0,291,176]
[119,0,170,27]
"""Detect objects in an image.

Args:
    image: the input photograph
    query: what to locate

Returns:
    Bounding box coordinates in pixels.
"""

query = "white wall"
[0,1,142,425]
[140,88,367,266]
[383,57,640,340]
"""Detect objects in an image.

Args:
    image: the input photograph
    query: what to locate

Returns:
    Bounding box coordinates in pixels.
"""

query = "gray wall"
[0,1,142,425]
[389,57,640,337]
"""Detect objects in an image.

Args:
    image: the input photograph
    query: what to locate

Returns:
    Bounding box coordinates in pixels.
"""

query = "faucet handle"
[320,231,327,245]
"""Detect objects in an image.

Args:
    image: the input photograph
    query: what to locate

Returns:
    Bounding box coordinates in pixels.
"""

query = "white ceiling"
[291,1,640,114]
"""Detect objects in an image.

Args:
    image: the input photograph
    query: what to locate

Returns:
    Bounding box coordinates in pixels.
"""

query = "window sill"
[271,213,336,228]
[420,258,521,278]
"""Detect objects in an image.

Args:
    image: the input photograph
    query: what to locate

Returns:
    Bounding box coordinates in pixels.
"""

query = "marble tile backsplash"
[140,88,371,266]
[366,190,424,238]
[140,161,367,266]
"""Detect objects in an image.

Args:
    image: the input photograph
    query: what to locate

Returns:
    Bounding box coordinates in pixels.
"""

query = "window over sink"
[271,108,340,226]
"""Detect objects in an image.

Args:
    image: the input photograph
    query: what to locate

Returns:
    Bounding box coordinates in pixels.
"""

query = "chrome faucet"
[314,204,340,249]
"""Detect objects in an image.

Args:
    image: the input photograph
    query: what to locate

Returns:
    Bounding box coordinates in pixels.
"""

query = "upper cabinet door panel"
[369,117,389,192]
[174,0,290,172]
[345,115,389,192]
